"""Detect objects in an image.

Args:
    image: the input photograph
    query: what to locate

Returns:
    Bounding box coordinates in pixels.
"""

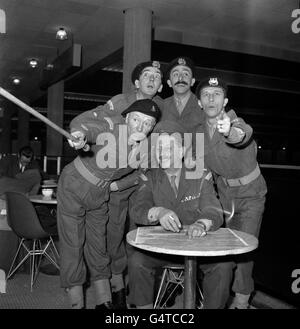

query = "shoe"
[112,288,128,309]
[95,301,114,310]
[228,293,250,309]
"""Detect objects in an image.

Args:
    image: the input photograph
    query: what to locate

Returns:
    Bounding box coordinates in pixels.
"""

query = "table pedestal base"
[184,256,197,309]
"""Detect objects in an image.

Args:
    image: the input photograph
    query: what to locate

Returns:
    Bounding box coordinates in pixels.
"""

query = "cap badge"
[152,61,160,69]
[151,106,156,112]
[209,78,218,86]
[178,58,186,65]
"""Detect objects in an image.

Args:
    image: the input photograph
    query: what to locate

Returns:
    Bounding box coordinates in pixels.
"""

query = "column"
[0,105,14,154]
[46,80,64,158]
[17,108,30,148]
[122,7,152,93]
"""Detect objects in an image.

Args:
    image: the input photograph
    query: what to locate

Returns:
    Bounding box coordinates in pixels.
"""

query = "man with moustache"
[161,57,205,152]
[195,77,267,309]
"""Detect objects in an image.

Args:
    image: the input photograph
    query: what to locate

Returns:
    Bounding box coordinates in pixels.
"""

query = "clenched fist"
[68,131,87,149]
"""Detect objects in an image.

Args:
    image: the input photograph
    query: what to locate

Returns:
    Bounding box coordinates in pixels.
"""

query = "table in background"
[127,226,258,309]
[29,195,57,205]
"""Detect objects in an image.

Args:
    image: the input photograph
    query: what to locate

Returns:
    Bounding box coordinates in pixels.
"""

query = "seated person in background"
[0,146,41,198]
[127,120,234,309]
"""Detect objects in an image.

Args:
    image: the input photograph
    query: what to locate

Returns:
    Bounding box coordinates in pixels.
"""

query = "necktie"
[170,175,178,198]
[175,97,184,114]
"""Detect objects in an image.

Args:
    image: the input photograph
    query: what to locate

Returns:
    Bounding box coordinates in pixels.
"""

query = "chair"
[5,191,59,291]
[153,264,203,309]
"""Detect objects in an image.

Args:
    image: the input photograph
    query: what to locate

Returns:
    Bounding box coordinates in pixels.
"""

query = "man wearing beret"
[66,61,163,308]
[195,77,267,309]
[127,120,234,309]
[161,56,205,152]
[57,99,160,309]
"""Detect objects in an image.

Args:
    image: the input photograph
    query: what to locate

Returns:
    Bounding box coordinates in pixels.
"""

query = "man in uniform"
[195,77,267,309]
[127,120,233,309]
[161,56,205,153]
[98,61,163,308]
[57,99,161,309]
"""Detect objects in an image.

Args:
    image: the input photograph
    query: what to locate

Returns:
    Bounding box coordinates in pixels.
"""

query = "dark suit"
[128,167,233,309]
[0,155,41,197]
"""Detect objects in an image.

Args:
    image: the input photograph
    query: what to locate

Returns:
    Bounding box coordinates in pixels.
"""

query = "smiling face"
[198,86,228,119]
[126,111,156,144]
[167,65,195,96]
[155,134,184,169]
[135,67,162,98]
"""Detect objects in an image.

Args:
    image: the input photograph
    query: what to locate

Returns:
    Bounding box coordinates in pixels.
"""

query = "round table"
[127,226,258,309]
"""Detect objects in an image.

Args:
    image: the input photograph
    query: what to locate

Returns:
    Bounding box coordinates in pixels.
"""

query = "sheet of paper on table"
[134,226,249,247]
[134,226,185,243]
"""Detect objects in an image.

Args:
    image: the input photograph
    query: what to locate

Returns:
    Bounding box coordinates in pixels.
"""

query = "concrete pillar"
[122,7,152,93]
[0,105,14,154]
[17,108,30,148]
[46,80,64,157]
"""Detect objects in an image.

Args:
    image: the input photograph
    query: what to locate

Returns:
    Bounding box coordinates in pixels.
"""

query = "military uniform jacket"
[130,167,223,231]
[70,109,144,184]
[162,93,205,134]
[100,91,163,190]
[201,110,259,179]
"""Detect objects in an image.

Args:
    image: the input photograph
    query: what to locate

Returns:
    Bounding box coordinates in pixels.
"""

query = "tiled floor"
[0,272,96,309]
[0,271,296,309]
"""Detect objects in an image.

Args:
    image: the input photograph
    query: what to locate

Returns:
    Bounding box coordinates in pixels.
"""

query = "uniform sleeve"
[197,171,223,231]
[70,106,124,143]
[114,170,140,192]
[101,94,129,117]
[152,95,164,111]
[224,109,253,147]
[129,172,155,226]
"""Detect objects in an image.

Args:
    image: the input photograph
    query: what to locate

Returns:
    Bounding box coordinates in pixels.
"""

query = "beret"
[131,61,162,83]
[195,77,228,99]
[165,57,195,79]
[121,99,161,121]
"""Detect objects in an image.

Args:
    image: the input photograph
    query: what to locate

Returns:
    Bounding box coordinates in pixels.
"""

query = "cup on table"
[41,188,53,199]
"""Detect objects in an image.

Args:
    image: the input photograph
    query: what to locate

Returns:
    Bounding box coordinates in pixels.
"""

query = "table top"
[29,195,57,204]
[127,226,258,257]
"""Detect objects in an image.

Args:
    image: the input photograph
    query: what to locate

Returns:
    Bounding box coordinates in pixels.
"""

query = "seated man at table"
[127,120,234,309]
[0,145,41,199]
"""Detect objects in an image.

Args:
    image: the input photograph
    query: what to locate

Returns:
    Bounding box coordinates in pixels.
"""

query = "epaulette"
[204,171,212,181]
[106,94,126,112]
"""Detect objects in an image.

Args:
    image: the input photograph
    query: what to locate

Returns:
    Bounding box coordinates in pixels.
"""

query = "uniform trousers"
[57,162,110,288]
[107,186,137,275]
[217,174,267,295]
[128,249,234,309]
